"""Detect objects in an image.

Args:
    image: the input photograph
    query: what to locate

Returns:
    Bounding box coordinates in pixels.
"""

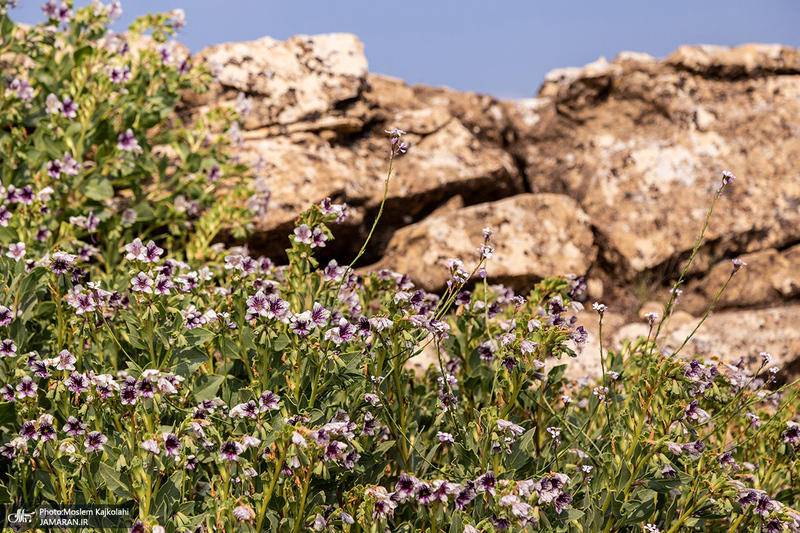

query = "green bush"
[0,3,798,533]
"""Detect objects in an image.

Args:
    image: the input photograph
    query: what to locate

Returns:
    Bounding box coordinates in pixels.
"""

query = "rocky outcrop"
[370,193,596,292]
[181,35,800,379]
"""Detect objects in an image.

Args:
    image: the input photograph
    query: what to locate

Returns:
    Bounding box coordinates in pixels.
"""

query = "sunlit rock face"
[182,37,800,378]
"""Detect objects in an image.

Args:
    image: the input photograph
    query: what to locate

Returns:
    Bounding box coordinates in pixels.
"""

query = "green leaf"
[98,463,134,499]
[192,374,225,402]
[448,514,463,533]
[557,508,584,521]
[0,484,11,504]
[154,470,183,518]
[82,175,114,201]
[509,427,536,471]
[0,402,15,428]
[171,348,207,376]
[184,328,215,346]
[185,153,202,173]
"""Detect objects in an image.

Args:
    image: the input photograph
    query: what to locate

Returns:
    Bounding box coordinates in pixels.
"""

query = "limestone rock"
[192,33,368,129]
[369,194,596,292]
[509,44,800,279]
[609,305,800,377]
[682,245,800,315]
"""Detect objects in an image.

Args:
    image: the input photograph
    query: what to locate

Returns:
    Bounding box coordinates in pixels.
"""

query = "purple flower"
[184,454,198,470]
[475,471,496,495]
[325,318,356,345]
[144,241,163,262]
[219,441,244,461]
[6,242,25,262]
[153,275,173,295]
[311,228,328,248]
[20,420,37,440]
[265,295,290,322]
[65,372,90,393]
[42,1,58,19]
[0,384,16,402]
[50,252,77,275]
[0,306,12,327]
[289,311,313,336]
[259,391,280,412]
[61,97,78,119]
[9,78,33,102]
[130,272,154,293]
[731,258,746,274]
[141,439,160,454]
[120,386,137,405]
[721,170,736,187]
[554,491,573,514]
[47,159,63,179]
[0,339,17,358]
[62,416,87,437]
[85,431,108,453]
[232,505,255,522]
[783,421,800,445]
[37,415,57,442]
[125,238,146,261]
[310,303,330,328]
[16,376,37,399]
[293,224,312,245]
[0,206,11,227]
[117,129,141,153]
[230,400,259,419]
[437,431,454,443]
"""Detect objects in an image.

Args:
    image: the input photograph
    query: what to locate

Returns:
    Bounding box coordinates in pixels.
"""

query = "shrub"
[0,3,798,533]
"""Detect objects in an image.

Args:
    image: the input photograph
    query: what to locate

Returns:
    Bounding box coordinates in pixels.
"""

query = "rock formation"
[181,34,800,379]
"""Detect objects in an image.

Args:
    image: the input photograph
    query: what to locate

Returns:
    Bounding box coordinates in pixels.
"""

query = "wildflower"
[6,242,25,261]
[60,97,78,119]
[289,311,313,336]
[364,393,381,407]
[644,311,659,326]
[311,227,328,248]
[16,376,37,399]
[721,170,736,187]
[731,258,746,274]
[9,78,33,102]
[0,339,17,358]
[0,206,11,227]
[683,399,711,424]
[0,306,12,327]
[37,415,57,442]
[62,417,87,437]
[121,208,137,225]
[50,252,77,275]
[497,419,524,436]
[593,386,610,401]
[259,390,281,412]
[783,421,800,445]
[232,505,255,522]
[0,384,15,402]
[144,241,164,262]
[325,318,356,345]
[46,93,62,115]
[592,302,607,315]
[85,431,108,452]
[47,159,63,179]
[230,400,259,419]
[125,238,146,261]
[117,129,142,153]
[242,435,261,449]
[475,471,497,495]
[760,352,772,364]
[644,525,661,533]
[141,439,160,454]
[219,441,244,461]
[184,455,198,470]
[20,421,37,440]
[437,431,454,443]
[66,372,90,394]
[130,272,154,293]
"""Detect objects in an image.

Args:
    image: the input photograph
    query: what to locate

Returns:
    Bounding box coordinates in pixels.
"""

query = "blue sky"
[12,1,800,99]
